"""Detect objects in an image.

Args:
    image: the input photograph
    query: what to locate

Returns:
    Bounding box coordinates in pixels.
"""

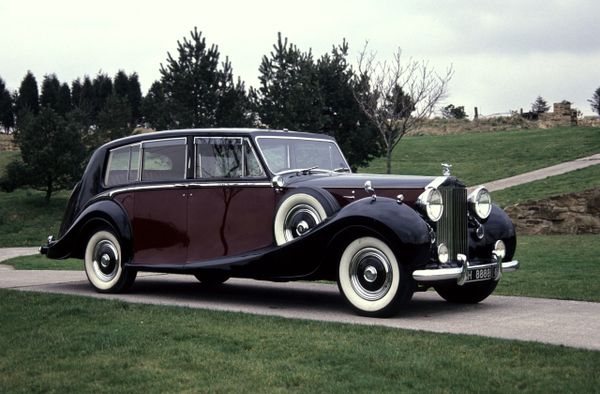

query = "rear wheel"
[84,229,136,293]
[434,280,498,304]
[337,237,413,317]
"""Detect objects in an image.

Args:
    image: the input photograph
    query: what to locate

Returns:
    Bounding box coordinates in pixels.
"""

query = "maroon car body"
[41,128,519,317]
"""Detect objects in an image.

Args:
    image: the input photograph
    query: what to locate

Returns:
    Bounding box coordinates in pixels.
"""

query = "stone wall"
[505,188,600,235]
[539,102,578,127]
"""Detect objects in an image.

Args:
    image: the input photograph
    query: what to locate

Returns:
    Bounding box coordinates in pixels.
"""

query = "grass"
[0,150,18,178]
[362,126,600,186]
[3,254,81,270]
[0,189,69,247]
[495,234,600,302]
[492,165,600,207]
[0,290,599,393]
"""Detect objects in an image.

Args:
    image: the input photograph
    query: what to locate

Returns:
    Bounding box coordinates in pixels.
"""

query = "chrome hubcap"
[349,247,393,301]
[283,204,321,242]
[92,240,119,282]
[363,266,378,283]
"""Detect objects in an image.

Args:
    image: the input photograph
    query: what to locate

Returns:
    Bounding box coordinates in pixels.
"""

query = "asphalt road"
[1,269,599,351]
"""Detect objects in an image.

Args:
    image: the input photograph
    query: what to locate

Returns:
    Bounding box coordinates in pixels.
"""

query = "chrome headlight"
[468,187,492,220]
[417,188,444,222]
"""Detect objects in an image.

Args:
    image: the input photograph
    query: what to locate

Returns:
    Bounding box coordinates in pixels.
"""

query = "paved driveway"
[1,270,599,352]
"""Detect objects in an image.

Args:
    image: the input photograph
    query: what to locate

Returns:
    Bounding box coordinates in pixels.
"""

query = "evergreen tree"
[159,27,251,128]
[0,77,15,131]
[3,107,85,202]
[589,87,600,116]
[315,41,381,168]
[16,71,39,116]
[531,95,550,114]
[142,81,170,130]
[256,32,321,131]
[92,73,113,116]
[56,83,72,117]
[71,78,82,107]
[40,74,61,111]
[78,76,95,118]
[127,72,142,124]
[113,70,130,98]
[91,95,133,148]
[441,104,468,119]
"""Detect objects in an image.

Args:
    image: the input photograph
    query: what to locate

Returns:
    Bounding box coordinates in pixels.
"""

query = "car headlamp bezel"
[468,186,492,220]
[417,187,444,222]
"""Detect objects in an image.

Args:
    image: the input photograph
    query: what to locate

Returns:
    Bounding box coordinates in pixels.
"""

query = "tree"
[158,27,251,128]
[15,71,39,116]
[0,77,15,132]
[589,87,600,116]
[114,70,142,125]
[4,107,85,202]
[256,32,322,131]
[56,83,72,117]
[142,81,170,130]
[40,74,61,111]
[531,95,550,114]
[354,44,453,173]
[255,34,381,169]
[441,104,467,119]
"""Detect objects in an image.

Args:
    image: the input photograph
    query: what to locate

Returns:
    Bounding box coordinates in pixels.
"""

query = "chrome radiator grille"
[437,186,468,260]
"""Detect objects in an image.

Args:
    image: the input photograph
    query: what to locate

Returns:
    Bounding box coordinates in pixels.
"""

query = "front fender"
[44,198,132,260]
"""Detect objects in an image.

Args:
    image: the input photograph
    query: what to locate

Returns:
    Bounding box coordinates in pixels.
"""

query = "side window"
[141,139,187,182]
[104,144,141,187]
[195,138,265,179]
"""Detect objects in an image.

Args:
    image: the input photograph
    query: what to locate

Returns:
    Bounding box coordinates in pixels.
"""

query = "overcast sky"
[1,0,599,116]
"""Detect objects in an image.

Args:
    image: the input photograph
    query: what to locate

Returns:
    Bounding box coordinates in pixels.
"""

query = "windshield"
[256,137,350,174]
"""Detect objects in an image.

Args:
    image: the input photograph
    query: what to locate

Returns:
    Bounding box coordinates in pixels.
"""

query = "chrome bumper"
[412,254,520,286]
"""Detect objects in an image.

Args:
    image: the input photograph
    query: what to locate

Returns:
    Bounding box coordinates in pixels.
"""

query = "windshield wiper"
[333,167,351,173]
[278,166,321,176]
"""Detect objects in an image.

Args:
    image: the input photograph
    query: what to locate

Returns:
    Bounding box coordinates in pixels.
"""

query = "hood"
[283,172,438,190]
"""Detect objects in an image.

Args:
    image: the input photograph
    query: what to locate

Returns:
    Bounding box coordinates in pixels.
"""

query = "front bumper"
[412,254,519,285]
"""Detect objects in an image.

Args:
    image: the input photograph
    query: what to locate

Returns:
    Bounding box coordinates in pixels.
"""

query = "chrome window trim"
[103,181,272,197]
[254,135,351,175]
[140,137,188,182]
[193,136,267,179]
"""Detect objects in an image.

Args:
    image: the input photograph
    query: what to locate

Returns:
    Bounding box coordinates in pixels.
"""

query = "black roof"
[100,128,336,151]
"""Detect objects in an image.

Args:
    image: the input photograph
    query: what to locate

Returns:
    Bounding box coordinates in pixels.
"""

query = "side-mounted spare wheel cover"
[274,188,340,246]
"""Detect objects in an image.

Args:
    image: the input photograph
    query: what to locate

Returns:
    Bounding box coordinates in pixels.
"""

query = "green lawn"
[0,290,598,393]
[4,254,81,270]
[362,126,600,186]
[492,165,600,207]
[495,234,600,302]
[0,189,69,247]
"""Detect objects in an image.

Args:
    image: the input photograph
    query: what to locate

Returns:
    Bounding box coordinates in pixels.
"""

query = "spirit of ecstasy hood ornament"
[441,163,452,176]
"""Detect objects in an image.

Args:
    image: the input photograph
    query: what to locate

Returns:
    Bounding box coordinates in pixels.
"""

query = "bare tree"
[354,43,453,174]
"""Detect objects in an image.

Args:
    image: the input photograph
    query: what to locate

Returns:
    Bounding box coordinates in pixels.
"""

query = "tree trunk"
[386,143,393,174]
[45,178,53,204]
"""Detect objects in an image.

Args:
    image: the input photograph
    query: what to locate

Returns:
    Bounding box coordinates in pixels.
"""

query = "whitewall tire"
[84,230,136,293]
[274,191,333,246]
[337,237,413,317]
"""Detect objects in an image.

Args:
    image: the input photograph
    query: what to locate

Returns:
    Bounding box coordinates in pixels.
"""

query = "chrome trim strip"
[102,182,272,197]
[412,259,519,283]
[254,135,351,175]
[426,176,448,190]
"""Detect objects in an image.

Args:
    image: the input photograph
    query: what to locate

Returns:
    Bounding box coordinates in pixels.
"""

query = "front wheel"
[337,237,413,317]
[84,229,136,293]
[434,280,498,304]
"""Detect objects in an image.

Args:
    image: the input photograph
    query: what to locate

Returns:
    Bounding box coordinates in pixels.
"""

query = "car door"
[186,136,275,263]
[131,138,189,266]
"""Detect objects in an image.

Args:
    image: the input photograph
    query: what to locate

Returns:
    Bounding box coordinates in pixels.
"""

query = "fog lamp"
[438,243,449,264]
[493,240,506,260]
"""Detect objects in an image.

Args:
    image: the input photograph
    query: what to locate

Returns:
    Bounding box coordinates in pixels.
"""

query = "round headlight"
[417,188,444,222]
[468,187,492,220]
[493,240,506,260]
[438,243,449,263]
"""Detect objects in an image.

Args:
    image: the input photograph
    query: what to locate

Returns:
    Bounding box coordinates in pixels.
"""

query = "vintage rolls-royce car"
[41,129,519,317]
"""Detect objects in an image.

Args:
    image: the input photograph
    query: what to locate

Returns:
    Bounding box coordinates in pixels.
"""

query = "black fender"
[45,198,132,260]
[468,204,517,261]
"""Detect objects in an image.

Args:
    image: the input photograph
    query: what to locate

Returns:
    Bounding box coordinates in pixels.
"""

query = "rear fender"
[45,198,132,260]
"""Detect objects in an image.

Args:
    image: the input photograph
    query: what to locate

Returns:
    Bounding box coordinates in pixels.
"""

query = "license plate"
[467,266,498,282]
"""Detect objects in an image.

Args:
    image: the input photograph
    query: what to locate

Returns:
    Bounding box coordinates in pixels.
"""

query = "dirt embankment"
[505,189,600,235]
[0,134,17,152]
